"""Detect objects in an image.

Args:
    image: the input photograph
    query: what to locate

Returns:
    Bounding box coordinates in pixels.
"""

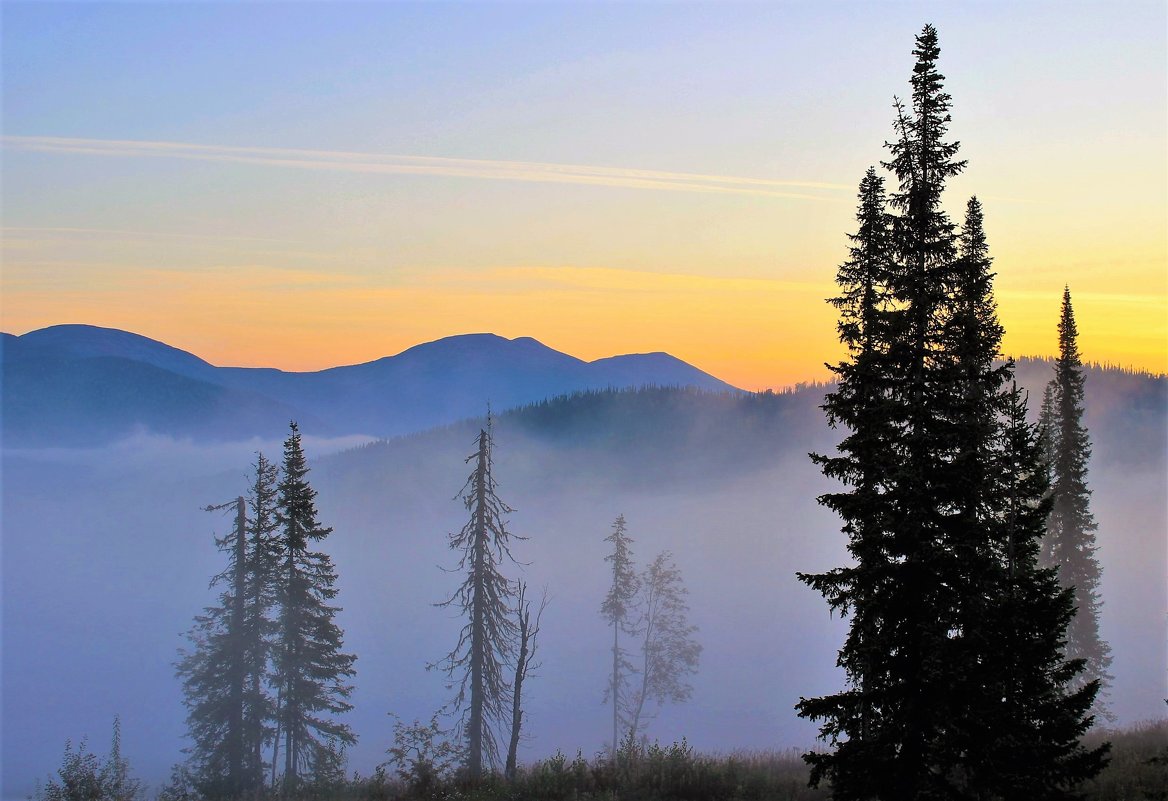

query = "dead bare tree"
[505,582,548,780]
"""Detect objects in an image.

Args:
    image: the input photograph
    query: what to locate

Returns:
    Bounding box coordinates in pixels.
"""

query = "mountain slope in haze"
[1013,356,1167,467]
[322,360,1166,500]
[311,370,1164,763]
[1,356,321,447]
[1,325,739,447]
[324,384,829,498]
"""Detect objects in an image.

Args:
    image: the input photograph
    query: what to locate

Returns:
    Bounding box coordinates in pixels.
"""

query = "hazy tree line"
[127,417,698,800]
[31,23,1125,801]
[601,515,701,754]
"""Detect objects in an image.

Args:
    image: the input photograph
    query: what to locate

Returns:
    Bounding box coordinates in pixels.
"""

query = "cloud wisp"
[3,136,848,201]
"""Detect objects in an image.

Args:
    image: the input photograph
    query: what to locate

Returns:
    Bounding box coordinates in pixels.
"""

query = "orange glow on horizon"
[3,262,1164,391]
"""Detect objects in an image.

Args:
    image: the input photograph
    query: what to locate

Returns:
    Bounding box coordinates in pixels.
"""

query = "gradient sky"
[2,1,1165,390]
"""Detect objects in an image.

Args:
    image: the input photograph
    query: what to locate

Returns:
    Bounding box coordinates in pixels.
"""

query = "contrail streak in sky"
[3,135,848,201]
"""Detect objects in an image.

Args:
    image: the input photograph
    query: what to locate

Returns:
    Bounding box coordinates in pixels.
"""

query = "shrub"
[32,717,143,801]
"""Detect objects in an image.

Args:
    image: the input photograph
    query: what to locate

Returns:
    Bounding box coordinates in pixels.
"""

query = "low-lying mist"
[3,380,1164,797]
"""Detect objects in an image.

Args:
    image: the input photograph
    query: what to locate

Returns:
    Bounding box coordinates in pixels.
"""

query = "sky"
[2,1,1165,390]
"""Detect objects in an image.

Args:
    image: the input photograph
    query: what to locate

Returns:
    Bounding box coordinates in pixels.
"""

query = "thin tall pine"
[1041,287,1114,719]
[600,514,638,755]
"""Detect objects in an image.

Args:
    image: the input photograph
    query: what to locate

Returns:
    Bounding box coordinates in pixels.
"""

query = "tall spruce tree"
[940,203,1107,795]
[1042,287,1114,718]
[273,422,356,794]
[1038,379,1058,475]
[600,514,638,755]
[797,25,1104,799]
[960,384,1108,798]
[177,453,282,798]
[243,452,281,790]
[177,496,253,798]
[436,425,521,779]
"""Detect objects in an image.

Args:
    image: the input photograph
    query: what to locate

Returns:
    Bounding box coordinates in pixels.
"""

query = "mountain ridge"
[1,324,740,447]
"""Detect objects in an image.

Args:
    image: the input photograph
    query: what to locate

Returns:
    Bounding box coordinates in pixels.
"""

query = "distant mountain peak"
[4,324,743,445]
[9,324,215,377]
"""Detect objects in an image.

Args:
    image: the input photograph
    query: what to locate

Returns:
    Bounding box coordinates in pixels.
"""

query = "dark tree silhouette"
[436,425,522,780]
[625,551,701,743]
[600,514,639,755]
[272,422,356,793]
[963,385,1109,798]
[797,25,1105,799]
[1042,287,1114,719]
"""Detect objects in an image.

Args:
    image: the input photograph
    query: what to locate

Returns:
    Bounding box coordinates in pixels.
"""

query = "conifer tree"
[797,25,1103,799]
[436,425,522,780]
[177,495,256,798]
[243,452,281,789]
[959,385,1109,798]
[1042,287,1114,718]
[176,453,281,798]
[600,514,638,755]
[1038,379,1058,475]
[272,422,356,793]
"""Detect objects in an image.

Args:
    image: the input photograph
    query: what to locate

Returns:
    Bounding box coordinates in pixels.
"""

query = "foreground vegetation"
[35,720,1167,801]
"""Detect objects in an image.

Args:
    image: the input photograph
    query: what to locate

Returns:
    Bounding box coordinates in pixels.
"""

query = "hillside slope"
[1,326,738,446]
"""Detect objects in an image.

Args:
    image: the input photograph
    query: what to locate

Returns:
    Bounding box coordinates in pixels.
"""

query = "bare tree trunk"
[612,616,620,757]
[468,432,488,781]
[506,584,545,781]
[270,684,282,791]
[626,579,657,744]
[505,587,529,780]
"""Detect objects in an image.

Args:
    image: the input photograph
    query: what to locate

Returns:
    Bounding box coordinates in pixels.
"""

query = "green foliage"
[154,764,200,801]
[383,715,465,798]
[1083,720,1168,801]
[500,741,828,801]
[274,421,358,791]
[32,718,143,801]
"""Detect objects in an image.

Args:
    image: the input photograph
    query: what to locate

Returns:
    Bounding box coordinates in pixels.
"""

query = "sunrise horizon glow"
[3,2,1165,391]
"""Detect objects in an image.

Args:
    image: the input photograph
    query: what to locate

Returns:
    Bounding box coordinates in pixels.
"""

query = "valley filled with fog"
[3,362,1164,796]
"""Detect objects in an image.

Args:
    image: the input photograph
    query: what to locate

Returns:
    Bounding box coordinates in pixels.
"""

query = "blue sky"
[3,1,1165,386]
